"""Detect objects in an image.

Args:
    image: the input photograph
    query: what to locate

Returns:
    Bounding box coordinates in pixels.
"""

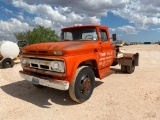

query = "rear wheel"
[126,59,135,74]
[1,58,14,68]
[69,66,95,103]
[126,65,135,74]
[121,65,127,73]
[121,59,135,74]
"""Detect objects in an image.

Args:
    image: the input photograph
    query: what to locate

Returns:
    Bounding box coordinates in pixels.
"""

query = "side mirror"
[18,40,28,48]
[112,34,117,41]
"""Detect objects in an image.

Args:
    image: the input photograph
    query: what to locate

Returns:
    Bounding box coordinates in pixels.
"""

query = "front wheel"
[69,66,95,103]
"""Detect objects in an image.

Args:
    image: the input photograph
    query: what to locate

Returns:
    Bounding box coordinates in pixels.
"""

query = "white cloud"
[33,17,53,28]
[12,0,101,29]
[109,28,116,32]
[151,28,160,32]
[0,18,32,41]
[117,25,139,34]
[110,25,139,34]
[112,0,160,29]
[17,15,24,21]
[4,8,13,14]
[5,0,160,30]
[2,0,160,41]
[20,0,129,16]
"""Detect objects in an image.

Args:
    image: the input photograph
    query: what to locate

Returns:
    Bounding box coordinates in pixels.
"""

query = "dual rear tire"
[121,65,135,74]
[121,58,135,74]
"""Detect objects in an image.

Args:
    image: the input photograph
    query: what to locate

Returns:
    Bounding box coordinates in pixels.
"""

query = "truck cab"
[19,25,139,103]
[61,25,115,70]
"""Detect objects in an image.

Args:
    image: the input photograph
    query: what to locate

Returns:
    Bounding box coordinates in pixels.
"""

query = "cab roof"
[62,24,108,30]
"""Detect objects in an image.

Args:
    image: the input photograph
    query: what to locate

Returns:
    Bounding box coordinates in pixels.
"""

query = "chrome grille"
[29,59,53,71]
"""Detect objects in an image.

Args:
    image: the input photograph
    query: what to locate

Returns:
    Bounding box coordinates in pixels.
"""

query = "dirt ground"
[0,45,160,120]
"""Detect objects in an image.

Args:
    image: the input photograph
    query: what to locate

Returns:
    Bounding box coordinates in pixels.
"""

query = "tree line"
[14,25,59,47]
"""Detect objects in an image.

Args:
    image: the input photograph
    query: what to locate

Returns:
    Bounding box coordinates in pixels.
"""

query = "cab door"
[98,28,114,69]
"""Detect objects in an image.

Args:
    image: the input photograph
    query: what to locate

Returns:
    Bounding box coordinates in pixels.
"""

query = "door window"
[99,29,108,41]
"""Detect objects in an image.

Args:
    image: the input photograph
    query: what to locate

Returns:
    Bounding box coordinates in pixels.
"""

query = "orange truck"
[19,25,139,103]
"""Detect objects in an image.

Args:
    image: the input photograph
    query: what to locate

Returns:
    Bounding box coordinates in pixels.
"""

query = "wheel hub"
[80,76,91,94]
[83,79,90,91]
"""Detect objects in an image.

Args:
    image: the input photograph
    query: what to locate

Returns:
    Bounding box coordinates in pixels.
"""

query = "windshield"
[60,28,98,41]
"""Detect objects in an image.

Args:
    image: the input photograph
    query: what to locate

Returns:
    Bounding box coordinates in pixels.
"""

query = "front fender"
[64,53,97,83]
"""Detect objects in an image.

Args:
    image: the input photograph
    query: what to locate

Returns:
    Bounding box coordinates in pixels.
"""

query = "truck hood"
[21,41,99,56]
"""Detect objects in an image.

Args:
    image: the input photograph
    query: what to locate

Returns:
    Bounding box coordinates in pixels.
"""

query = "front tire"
[69,66,95,103]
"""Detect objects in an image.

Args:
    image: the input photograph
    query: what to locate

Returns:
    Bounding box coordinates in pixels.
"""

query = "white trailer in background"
[0,41,20,68]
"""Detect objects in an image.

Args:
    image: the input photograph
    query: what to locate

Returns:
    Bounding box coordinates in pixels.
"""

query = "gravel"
[0,44,160,120]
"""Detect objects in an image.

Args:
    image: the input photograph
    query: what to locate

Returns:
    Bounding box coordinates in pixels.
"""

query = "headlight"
[20,58,29,67]
[22,59,28,64]
[52,62,60,71]
[51,61,64,72]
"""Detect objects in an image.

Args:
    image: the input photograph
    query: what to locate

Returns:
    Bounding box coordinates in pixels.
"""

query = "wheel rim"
[79,75,91,95]
[5,61,11,67]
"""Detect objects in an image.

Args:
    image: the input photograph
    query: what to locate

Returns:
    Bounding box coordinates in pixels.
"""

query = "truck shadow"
[111,68,127,74]
[1,80,103,108]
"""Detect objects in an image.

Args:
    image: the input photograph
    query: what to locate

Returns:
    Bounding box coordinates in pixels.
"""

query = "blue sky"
[0,0,160,43]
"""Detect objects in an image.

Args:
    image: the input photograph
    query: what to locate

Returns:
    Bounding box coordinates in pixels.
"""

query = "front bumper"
[19,71,69,90]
